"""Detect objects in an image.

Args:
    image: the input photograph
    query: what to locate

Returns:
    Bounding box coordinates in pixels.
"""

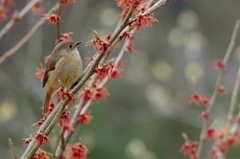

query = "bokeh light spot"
[151,61,173,81]
[0,99,17,123]
[177,9,199,30]
[100,8,118,26]
[184,62,204,80]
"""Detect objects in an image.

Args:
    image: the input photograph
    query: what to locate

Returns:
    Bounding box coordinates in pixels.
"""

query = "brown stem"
[226,66,240,131]
[56,1,62,40]
[9,138,18,159]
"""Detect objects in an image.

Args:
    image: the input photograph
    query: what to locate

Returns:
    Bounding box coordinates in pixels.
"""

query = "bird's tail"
[43,87,54,114]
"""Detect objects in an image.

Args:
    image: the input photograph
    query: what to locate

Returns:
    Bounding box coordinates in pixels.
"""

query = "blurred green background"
[1,0,240,158]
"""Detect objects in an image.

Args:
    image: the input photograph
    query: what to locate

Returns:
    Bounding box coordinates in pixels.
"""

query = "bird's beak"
[75,41,81,46]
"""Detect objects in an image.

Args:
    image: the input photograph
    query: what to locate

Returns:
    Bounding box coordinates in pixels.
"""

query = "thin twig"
[56,0,62,40]
[9,138,17,159]
[0,0,40,39]
[226,66,240,131]
[0,2,59,65]
[197,19,240,158]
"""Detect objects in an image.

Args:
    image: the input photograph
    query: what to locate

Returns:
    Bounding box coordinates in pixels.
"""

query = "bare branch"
[0,0,40,39]
[0,2,59,65]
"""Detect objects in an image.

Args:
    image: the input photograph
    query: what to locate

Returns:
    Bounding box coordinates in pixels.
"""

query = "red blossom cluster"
[85,34,110,53]
[210,132,240,159]
[35,63,45,82]
[190,92,210,107]
[59,110,71,125]
[21,137,32,146]
[11,10,21,22]
[78,111,93,125]
[180,140,198,159]
[66,142,88,159]
[32,118,44,130]
[81,85,109,102]
[42,13,60,25]
[56,87,75,105]
[31,2,44,14]
[61,0,76,6]
[32,149,50,159]
[0,0,14,23]
[215,60,226,70]
[56,32,73,44]
[34,132,50,146]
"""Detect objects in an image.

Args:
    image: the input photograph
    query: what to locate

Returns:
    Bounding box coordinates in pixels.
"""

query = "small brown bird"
[42,40,83,113]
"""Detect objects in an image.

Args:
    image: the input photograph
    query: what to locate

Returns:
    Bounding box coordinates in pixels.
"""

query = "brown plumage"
[42,40,83,113]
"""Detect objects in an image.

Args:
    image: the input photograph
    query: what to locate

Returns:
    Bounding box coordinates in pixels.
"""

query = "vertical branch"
[56,0,62,40]
[9,138,17,159]
[226,66,240,131]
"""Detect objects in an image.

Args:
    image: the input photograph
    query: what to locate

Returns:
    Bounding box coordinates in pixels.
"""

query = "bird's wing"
[42,55,62,87]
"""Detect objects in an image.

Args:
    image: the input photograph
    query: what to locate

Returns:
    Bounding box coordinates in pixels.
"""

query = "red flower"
[59,110,71,125]
[126,36,135,53]
[21,137,32,146]
[99,42,110,53]
[3,0,14,8]
[85,57,93,66]
[81,88,92,102]
[31,2,44,14]
[180,140,198,159]
[111,68,122,80]
[78,112,93,125]
[65,89,75,105]
[122,31,132,40]
[35,63,45,82]
[117,0,129,7]
[42,13,60,25]
[190,92,202,105]
[34,132,50,146]
[92,87,109,101]
[0,7,8,23]
[56,32,73,44]
[105,34,112,41]
[61,0,76,6]
[67,142,88,159]
[205,128,216,140]
[217,86,226,96]
[133,14,158,30]
[46,101,55,115]
[63,124,74,133]
[199,112,209,121]
[57,87,65,101]
[12,10,21,22]
[32,119,44,130]
[215,60,226,70]
[32,149,50,159]
[96,66,109,79]
[85,36,102,50]
[202,97,210,106]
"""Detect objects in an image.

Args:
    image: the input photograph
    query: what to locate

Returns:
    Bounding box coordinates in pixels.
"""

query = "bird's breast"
[48,54,82,88]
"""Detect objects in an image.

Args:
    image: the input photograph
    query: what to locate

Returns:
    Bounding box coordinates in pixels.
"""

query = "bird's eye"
[68,45,73,48]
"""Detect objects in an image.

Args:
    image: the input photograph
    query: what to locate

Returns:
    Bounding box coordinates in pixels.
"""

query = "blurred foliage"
[0,0,240,159]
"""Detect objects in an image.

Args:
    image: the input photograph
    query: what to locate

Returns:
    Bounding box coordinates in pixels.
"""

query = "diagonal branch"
[0,0,40,39]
